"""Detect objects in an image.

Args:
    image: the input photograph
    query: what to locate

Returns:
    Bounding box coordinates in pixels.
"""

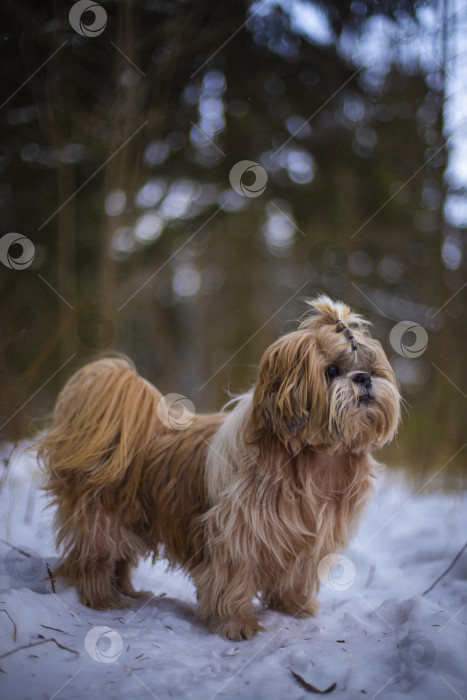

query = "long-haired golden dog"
[37,296,400,640]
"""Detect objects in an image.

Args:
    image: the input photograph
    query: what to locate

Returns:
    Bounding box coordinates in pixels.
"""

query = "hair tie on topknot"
[336,319,358,353]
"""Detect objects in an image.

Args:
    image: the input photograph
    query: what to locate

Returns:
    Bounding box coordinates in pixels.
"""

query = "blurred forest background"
[0,0,465,478]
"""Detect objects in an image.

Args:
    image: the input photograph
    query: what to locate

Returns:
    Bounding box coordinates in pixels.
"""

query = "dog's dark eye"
[326,364,339,380]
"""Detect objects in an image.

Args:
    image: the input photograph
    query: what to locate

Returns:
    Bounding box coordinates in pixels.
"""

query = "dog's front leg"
[192,550,263,641]
[263,569,321,618]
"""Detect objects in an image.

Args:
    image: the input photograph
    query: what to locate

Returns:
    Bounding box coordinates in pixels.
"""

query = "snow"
[0,445,466,700]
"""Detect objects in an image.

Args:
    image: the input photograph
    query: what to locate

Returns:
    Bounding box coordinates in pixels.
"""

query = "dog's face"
[252,296,401,454]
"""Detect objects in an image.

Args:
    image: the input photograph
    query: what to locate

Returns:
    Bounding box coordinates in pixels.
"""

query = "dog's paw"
[267,594,320,618]
[214,616,264,641]
[81,594,131,610]
[292,598,320,618]
[122,587,154,600]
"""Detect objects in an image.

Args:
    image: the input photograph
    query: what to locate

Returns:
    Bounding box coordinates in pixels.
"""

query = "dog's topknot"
[299,295,370,332]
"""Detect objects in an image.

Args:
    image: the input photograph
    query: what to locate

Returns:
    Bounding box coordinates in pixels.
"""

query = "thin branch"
[0,637,78,661]
[46,562,56,593]
[0,609,17,641]
[0,442,19,490]
[289,669,337,694]
[422,541,467,596]
[0,539,33,558]
[41,624,72,637]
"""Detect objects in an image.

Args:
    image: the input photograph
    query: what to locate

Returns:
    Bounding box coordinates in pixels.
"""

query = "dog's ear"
[252,331,325,441]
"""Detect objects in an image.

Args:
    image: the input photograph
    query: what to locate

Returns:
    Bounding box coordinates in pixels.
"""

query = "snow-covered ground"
[0,444,466,700]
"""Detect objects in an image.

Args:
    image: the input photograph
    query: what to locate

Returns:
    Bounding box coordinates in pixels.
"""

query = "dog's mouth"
[357,393,374,406]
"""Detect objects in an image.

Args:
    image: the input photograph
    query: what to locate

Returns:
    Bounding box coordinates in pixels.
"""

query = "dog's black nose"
[352,372,372,389]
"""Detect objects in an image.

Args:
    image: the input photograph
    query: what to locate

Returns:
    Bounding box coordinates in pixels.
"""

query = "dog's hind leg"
[36,357,162,607]
[114,558,152,600]
[53,507,148,610]
[55,547,128,610]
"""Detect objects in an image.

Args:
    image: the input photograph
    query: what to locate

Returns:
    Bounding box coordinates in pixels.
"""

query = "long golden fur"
[37,296,401,640]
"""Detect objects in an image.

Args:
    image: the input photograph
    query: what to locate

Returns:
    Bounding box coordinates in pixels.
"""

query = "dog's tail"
[36,357,163,606]
[37,357,162,505]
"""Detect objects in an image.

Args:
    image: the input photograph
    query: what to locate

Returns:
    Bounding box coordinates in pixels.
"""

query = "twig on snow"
[46,562,56,593]
[0,637,78,661]
[289,669,337,694]
[41,625,72,637]
[0,539,32,558]
[0,609,17,641]
[422,541,467,596]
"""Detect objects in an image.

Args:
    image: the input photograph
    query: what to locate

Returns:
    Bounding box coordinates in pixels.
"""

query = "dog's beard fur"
[36,296,400,641]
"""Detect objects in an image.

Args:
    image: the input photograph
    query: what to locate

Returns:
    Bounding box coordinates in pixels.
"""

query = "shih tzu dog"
[37,296,400,640]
